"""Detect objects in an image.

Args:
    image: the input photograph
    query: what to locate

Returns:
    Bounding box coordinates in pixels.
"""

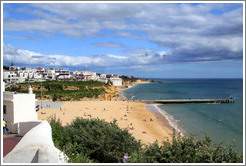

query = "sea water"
[122,79,243,152]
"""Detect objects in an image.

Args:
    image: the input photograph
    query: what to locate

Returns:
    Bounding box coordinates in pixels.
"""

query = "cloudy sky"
[2,2,244,78]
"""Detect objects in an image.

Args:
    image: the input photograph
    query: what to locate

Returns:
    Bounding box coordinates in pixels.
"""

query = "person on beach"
[3,119,8,135]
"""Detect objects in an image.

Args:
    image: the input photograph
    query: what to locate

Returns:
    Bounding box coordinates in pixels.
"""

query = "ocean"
[122,79,244,152]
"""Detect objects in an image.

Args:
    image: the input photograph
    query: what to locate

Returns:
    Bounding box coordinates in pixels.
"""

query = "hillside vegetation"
[6,81,110,101]
[50,118,243,163]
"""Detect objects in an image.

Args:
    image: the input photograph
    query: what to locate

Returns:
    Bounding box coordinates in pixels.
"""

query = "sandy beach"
[38,100,173,145]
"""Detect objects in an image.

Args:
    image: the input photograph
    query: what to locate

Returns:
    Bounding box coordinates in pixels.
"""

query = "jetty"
[136,98,235,104]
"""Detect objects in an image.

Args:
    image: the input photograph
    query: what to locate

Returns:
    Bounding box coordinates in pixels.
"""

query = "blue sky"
[2,2,244,78]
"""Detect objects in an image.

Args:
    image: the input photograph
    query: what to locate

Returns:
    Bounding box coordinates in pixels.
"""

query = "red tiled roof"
[3,135,22,157]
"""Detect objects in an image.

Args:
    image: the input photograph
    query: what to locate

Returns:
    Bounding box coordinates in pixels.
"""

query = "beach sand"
[38,100,173,145]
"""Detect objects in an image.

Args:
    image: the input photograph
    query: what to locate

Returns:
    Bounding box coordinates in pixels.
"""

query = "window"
[3,105,6,114]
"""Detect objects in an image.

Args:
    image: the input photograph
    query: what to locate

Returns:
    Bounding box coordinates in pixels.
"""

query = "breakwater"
[136,98,235,104]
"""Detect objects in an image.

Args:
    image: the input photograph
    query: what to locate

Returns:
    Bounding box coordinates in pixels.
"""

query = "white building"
[109,78,123,86]
[91,72,99,81]
[73,71,82,76]
[3,85,38,133]
[100,74,106,79]
[3,71,25,83]
[97,78,108,84]
[46,69,56,80]
[28,71,34,79]
[21,71,29,79]
[3,71,12,82]
[56,69,70,79]
[81,71,92,76]
[33,72,43,79]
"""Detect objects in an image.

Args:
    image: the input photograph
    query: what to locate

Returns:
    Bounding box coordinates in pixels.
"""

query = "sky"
[2,2,244,78]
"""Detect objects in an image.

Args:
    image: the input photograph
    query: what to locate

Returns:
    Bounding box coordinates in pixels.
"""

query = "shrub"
[53,94,58,101]
[9,86,19,91]
[50,119,243,163]
[63,118,142,163]
[67,152,94,163]
[128,130,243,163]
[50,118,142,163]
[49,118,64,149]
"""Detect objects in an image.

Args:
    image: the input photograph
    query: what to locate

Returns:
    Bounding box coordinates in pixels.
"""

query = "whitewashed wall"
[3,92,38,133]
[3,120,68,163]
[13,93,38,123]
[110,78,123,86]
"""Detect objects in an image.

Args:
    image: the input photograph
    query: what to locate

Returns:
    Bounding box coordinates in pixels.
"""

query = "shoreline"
[120,82,184,137]
[118,81,151,100]
[148,104,185,136]
[146,104,173,131]
[118,82,182,136]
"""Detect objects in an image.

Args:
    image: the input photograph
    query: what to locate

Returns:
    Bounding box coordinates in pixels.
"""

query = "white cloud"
[93,42,125,48]
[3,3,243,64]
[3,44,167,68]
[4,34,39,41]
[106,54,127,60]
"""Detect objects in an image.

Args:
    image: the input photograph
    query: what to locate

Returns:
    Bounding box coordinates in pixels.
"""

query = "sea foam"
[147,104,185,136]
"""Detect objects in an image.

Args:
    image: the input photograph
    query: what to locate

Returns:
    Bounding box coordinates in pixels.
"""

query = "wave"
[120,84,140,100]
[147,104,185,136]
[120,84,136,93]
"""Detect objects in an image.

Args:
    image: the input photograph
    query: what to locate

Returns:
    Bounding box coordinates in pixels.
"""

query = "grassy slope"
[6,81,110,101]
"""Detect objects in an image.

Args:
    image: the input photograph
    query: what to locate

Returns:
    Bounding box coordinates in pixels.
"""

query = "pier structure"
[136,98,235,104]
